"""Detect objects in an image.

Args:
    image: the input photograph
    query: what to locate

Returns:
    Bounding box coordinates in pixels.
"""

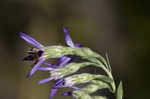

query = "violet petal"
[38,67,55,71]
[43,62,53,66]
[58,57,71,67]
[43,62,57,68]
[71,86,80,90]
[37,76,56,85]
[19,32,44,49]
[49,88,58,99]
[62,26,75,47]
[28,58,45,77]
[58,56,66,63]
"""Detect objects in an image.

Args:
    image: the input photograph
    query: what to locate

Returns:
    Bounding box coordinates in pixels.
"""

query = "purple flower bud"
[62,26,75,47]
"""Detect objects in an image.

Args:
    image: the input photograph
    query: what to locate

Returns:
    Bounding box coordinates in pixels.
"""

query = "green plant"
[20,26,123,99]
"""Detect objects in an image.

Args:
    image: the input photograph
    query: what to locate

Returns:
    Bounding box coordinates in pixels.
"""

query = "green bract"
[43,45,123,99]
[43,46,74,59]
[43,46,100,59]
[50,62,94,79]
[116,81,123,99]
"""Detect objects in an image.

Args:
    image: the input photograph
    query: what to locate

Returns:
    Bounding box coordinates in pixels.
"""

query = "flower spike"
[21,27,120,99]
[19,32,44,49]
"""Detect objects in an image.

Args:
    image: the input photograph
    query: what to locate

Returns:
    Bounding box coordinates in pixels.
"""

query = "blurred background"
[0,0,150,99]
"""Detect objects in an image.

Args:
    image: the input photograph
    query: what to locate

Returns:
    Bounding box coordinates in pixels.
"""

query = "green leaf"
[43,46,74,59]
[116,81,123,99]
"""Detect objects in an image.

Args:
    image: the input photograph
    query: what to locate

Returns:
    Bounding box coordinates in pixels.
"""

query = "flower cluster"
[20,26,123,99]
[20,26,83,98]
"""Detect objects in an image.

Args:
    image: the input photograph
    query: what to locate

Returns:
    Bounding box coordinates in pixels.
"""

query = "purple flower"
[37,26,82,82]
[49,78,80,99]
[36,26,82,99]
[62,26,75,47]
[62,26,82,48]
[20,26,82,78]
[57,26,82,68]
[20,26,82,99]
[19,32,47,77]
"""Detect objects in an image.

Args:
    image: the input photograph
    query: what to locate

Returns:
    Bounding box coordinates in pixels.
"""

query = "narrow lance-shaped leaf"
[116,81,123,99]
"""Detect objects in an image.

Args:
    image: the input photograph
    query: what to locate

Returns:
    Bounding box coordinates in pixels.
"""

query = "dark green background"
[0,0,149,99]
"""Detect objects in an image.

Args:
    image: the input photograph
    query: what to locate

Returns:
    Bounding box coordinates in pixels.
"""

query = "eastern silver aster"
[20,26,123,99]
